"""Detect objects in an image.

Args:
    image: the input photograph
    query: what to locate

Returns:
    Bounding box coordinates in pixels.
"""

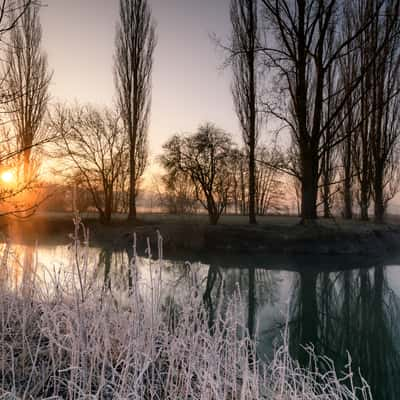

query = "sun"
[1,170,14,184]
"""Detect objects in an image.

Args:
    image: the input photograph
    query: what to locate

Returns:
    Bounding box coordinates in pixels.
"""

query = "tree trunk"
[209,213,219,225]
[343,178,353,219]
[128,147,137,220]
[103,187,113,225]
[23,147,31,184]
[343,98,353,219]
[240,161,246,215]
[300,155,318,221]
[323,182,330,218]
[373,168,385,223]
[360,178,369,221]
[322,150,331,218]
[233,176,239,214]
[301,182,318,221]
[248,10,257,225]
[249,143,257,224]
[207,196,220,225]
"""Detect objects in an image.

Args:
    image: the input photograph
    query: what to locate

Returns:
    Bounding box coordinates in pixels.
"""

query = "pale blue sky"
[40,0,240,159]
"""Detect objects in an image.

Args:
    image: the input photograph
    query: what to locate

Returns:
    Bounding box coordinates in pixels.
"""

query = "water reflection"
[1,244,37,294]
[2,242,400,399]
[202,265,222,330]
[289,266,400,400]
[196,264,284,343]
[167,260,400,400]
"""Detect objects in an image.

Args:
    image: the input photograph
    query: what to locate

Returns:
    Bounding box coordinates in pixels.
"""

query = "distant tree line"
[160,123,287,224]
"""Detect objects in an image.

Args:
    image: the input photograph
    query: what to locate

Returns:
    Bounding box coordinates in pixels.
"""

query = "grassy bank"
[2,212,400,256]
[0,226,372,399]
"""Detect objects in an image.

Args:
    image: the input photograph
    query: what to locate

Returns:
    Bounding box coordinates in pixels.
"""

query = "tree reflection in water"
[290,266,400,400]
[200,265,281,342]
[97,248,400,400]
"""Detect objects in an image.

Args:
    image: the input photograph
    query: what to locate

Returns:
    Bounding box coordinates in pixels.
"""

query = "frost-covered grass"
[0,218,372,399]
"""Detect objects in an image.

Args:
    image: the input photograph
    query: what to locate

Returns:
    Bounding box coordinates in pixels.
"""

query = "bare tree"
[159,171,198,215]
[338,63,356,218]
[255,146,286,215]
[368,0,400,222]
[113,158,129,213]
[114,0,156,221]
[52,105,128,224]
[160,123,234,225]
[317,25,339,219]
[0,1,34,37]
[230,0,259,224]
[0,0,56,217]
[352,0,376,220]
[261,0,338,221]
[228,148,250,215]
[261,0,393,222]
[4,0,51,184]
[341,0,400,222]
[337,2,360,220]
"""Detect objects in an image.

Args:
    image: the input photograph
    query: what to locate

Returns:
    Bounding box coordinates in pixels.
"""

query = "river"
[2,241,400,400]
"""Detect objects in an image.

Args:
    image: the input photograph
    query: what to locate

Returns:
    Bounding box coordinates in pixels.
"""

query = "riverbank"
[2,212,400,257]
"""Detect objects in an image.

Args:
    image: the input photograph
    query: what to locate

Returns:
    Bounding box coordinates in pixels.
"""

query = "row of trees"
[45,0,400,225]
[225,0,400,223]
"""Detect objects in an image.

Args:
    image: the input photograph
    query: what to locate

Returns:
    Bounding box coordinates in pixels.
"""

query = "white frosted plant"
[0,219,373,399]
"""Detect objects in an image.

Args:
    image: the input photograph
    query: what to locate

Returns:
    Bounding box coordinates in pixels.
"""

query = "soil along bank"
[2,214,400,256]
[202,224,400,256]
[87,219,400,256]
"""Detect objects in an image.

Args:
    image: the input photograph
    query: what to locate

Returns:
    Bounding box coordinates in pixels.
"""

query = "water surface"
[3,242,400,400]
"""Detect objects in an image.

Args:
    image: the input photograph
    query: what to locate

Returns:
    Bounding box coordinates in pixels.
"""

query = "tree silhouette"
[161,123,234,225]
[230,0,259,224]
[5,0,51,185]
[114,0,156,221]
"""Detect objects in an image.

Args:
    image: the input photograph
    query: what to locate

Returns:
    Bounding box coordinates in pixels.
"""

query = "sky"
[40,0,240,163]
